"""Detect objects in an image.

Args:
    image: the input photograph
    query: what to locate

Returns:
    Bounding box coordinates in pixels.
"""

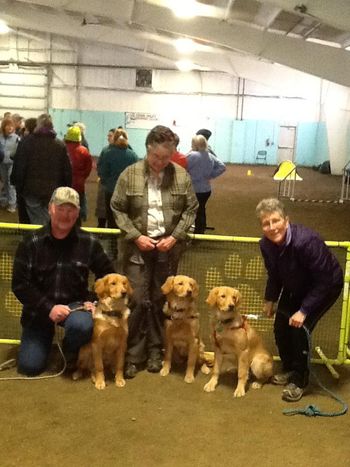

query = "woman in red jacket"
[64,126,92,222]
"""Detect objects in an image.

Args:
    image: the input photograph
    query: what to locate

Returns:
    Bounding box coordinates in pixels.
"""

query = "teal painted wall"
[50,109,125,156]
[212,119,278,164]
[295,122,329,166]
[50,108,329,166]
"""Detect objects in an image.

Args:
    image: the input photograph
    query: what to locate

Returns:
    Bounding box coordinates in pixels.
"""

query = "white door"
[278,126,296,162]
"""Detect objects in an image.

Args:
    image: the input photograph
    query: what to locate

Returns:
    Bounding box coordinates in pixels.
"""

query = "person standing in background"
[97,128,138,229]
[187,134,226,234]
[11,117,38,223]
[14,114,72,225]
[196,128,217,157]
[95,128,115,228]
[171,133,187,169]
[75,122,89,150]
[0,117,19,213]
[64,125,92,223]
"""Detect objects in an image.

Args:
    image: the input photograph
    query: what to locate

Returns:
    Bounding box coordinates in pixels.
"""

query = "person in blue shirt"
[187,134,226,233]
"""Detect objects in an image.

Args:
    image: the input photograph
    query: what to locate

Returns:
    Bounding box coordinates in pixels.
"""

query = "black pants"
[16,192,30,224]
[105,192,118,229]
[194,191,211,234]
[274,287,342,388]
[123,243,183,364]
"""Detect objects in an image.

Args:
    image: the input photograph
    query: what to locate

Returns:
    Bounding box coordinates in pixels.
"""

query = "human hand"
[289,310,306,328]
[135,235,158,251]
[83,301,96,313]
[49,304,71,323]
[156,236,177,252]
[263,301,276,318]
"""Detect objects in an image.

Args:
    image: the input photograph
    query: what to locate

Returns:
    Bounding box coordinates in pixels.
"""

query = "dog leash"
[0,303,94,381]
[0,327,67,381]
[282,324,348,417]
[241,312,348,416]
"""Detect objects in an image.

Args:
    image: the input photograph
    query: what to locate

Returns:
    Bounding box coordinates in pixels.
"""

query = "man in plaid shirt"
[12,187,114,376]
[111,125,198,378]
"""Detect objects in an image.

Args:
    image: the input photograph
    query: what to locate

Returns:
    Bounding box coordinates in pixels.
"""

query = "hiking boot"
[271,371,294,386]
[124,362,138,379]
[146,354,162,373]
[282,383,304,402]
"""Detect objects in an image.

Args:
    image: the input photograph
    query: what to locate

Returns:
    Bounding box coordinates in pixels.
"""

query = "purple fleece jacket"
[259,224,343,315]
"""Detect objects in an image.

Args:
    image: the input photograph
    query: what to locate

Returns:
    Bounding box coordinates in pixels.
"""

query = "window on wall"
[136,69,152,89]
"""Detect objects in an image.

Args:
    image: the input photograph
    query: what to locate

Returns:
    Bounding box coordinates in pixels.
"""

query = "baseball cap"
[50,187,80,208]
[196,128,212,140]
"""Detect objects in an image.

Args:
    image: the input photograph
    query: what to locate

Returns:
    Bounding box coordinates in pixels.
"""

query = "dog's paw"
[115,378,126,388]
[95,380,106,390]
[233,387,246,398]
[160,367,170,377]
[251,381,262,390]
[72,370,81,381]
[204,380,217,392]
[184,374,195,383]
[200,363,211,375]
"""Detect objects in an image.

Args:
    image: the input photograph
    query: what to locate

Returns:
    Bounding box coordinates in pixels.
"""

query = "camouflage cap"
[50,187,80,208]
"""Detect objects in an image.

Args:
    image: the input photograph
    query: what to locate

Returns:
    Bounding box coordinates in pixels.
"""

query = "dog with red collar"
[204,286,273,397]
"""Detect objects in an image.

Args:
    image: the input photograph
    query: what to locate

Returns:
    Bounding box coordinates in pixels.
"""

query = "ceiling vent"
[136,69,152,88]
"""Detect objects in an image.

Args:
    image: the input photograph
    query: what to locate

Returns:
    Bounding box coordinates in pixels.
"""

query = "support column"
[323,82,350,175]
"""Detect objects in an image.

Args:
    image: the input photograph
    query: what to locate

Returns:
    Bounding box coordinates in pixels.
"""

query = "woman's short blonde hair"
[255,198,287,220]
[191,134,208,151]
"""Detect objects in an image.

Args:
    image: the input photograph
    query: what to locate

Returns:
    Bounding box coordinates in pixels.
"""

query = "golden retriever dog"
[160,275,210,383]
[204,286,273,397]
[72,273,133,390]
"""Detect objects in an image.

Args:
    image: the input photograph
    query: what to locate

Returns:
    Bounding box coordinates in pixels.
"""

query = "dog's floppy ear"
[95,275,108,298]
[125,277,134,296]
[191,279,199,298]
[161,276,175,295]
[233,288,242,307]
[206,287,219,307]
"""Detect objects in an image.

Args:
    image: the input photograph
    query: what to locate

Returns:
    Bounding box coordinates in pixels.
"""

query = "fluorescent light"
[168,0,198,19]
[176,59,195,72]
[306,37,341,48]
[175,38,197,54]
[0,20,10,34]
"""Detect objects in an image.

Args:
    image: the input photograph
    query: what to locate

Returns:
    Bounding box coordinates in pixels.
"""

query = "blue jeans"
[0,162,16,209]
[18,310,93,376]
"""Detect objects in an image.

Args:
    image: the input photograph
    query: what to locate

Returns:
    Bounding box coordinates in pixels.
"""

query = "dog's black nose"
[228,305,235,311]
[186,290,192,296]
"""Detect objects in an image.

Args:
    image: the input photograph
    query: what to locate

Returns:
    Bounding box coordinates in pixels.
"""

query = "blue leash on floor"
[282,324,348,417]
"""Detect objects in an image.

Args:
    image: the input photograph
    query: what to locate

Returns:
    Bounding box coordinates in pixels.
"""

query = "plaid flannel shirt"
[110,160,198,241]
[12,224,114,327]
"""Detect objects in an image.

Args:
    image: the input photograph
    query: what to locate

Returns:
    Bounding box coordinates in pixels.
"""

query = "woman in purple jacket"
[256,198,343,402]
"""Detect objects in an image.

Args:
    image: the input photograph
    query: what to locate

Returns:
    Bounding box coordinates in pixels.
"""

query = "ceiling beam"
[132,2,350,87]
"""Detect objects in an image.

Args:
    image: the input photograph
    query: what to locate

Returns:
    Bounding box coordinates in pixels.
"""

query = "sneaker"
[124,362,138,379]
[146,354,162,373]
[271,371,294,386]
[282,383,304,402]
[7,206,16,213]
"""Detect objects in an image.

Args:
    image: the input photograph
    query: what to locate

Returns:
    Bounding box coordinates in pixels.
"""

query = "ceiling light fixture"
[176,59,195,72]
[175,38,197,54]
[0,20,10,34]
[168,0,198,19]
